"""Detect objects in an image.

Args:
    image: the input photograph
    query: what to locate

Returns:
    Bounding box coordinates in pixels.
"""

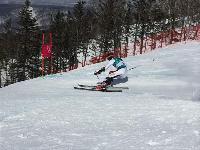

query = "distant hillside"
[0,0,90,6]
[0,4,73,30]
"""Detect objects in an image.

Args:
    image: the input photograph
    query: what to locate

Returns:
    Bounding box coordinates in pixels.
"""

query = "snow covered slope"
[0,41,200,150]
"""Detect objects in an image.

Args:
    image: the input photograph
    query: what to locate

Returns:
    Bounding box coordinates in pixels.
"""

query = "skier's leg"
[96,68,127,89]
[109,68,127,78]
[105,76,115,85]
[112,76,128,85]
[109,68,128,85]
[96,77,114,90]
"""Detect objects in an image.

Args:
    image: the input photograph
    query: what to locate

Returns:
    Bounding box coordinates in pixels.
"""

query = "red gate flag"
[42,44,52,58]
[41,33,52,58]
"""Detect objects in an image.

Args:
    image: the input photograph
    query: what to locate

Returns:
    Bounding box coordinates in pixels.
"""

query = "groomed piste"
[0,41,200,150]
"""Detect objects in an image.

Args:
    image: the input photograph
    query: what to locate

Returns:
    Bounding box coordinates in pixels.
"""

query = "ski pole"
[128,58,157,71]
[128,65,140,71]
[96,74,100,80]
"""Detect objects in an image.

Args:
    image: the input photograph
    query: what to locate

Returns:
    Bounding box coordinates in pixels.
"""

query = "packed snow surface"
[0,41,200,150]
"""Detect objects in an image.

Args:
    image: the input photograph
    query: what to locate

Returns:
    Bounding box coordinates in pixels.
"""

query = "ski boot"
[96,78,112,91]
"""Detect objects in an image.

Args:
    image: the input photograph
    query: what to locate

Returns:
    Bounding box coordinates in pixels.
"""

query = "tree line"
[0,0,200,87]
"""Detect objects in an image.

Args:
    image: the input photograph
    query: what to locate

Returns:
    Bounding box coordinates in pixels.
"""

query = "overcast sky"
[0,0,90,5]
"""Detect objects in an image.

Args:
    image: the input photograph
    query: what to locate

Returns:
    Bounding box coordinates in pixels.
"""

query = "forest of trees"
[0,0,200,87]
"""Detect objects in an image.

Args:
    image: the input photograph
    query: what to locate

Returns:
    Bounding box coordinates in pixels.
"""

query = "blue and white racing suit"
[105,57,127,79]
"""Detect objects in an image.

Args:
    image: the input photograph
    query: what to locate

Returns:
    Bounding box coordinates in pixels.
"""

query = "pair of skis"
[74,84,129,92]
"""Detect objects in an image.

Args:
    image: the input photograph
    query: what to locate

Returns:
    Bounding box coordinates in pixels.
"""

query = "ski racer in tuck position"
[94,53,128,90]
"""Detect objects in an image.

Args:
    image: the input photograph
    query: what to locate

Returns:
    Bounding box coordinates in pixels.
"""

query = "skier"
[94,53,128,90]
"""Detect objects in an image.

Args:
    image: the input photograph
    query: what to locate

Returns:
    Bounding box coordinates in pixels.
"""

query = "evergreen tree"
[92,0,126,52]
[49,1,94,70]
[50,10,66,72]
[0,33,4,87]
[72,0,94,65]
[17,0,40,81]
[124,1,133,46]
[65,0,93,68]
[0,18,17,86]
[132,0,160,54]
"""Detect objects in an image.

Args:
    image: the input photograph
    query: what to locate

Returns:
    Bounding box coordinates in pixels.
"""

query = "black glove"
[94,67,105,75]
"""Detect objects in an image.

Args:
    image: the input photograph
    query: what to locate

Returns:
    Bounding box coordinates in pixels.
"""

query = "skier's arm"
[94,67,105,75]
[105,59,115,70]
[94,59,115,75]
